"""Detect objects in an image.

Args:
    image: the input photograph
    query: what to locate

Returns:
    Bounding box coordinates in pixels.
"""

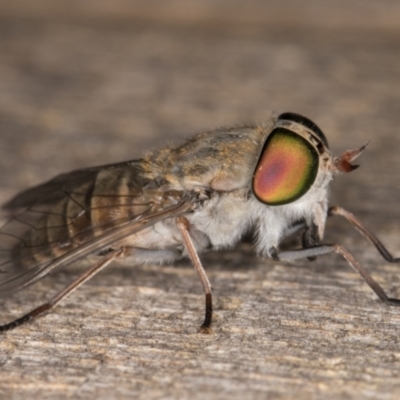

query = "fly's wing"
[2,159,157,211]
[0,160,195,296]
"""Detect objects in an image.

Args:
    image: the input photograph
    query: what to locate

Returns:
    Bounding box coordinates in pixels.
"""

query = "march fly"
[0,112,399,333]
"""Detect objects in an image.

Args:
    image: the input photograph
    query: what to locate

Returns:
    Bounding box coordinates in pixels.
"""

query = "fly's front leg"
[275,244,400,306]
[281,221,320,261]
[302,222,319,261]
[328,206,400,262]
[176,216,212,333]
[0,248,124,332]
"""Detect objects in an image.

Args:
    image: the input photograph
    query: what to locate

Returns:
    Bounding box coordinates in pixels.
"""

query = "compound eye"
[253,128,319,205]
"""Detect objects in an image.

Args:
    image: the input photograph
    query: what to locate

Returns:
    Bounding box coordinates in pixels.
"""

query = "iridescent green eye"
[252,128,319,205]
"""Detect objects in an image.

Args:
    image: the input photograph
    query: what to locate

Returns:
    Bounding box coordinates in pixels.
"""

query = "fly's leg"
[0,248,124,332]
[118,247,181,263]
[275,244,400,306]
[176,216,212,333]
[301,222,319,261]
[285,206,400,263]
[328,206,400,262]
[282,221,319,261]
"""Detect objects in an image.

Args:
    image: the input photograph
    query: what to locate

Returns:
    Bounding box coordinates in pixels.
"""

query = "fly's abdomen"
[9,178,94,269]
[7,165,154,270]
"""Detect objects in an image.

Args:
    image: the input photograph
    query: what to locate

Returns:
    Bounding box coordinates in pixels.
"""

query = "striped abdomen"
[10,165,157,269]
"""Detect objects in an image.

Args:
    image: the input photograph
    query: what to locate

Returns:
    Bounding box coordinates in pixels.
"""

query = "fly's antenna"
[332,142,369,173]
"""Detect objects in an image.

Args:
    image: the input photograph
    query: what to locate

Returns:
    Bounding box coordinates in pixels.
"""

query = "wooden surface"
[1,2,400,399]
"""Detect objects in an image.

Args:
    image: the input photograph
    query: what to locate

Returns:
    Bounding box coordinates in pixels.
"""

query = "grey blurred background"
[1,2,400,399]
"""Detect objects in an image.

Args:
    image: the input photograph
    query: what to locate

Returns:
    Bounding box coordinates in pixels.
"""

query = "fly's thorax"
[145,123,274,192]
[187,188,253,250]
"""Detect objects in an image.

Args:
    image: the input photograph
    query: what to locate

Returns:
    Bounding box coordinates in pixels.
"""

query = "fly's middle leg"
[176,216,213,333]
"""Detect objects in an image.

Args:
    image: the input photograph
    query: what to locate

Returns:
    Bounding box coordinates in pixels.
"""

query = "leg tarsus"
[199,293,213,334]
[0,303,52,332]
[386,298,400,306]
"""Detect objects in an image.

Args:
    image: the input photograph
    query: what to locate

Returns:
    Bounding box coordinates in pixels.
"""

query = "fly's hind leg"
[176,216,213,333]
[274,244,400,306]
[118,247,181,264]
[328,206,400,263]
[0,248,124,332]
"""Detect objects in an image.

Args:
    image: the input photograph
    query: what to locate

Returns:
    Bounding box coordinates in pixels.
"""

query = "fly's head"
[253,112,369,206]
[252,112,367,244]
[253,112,331,207]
